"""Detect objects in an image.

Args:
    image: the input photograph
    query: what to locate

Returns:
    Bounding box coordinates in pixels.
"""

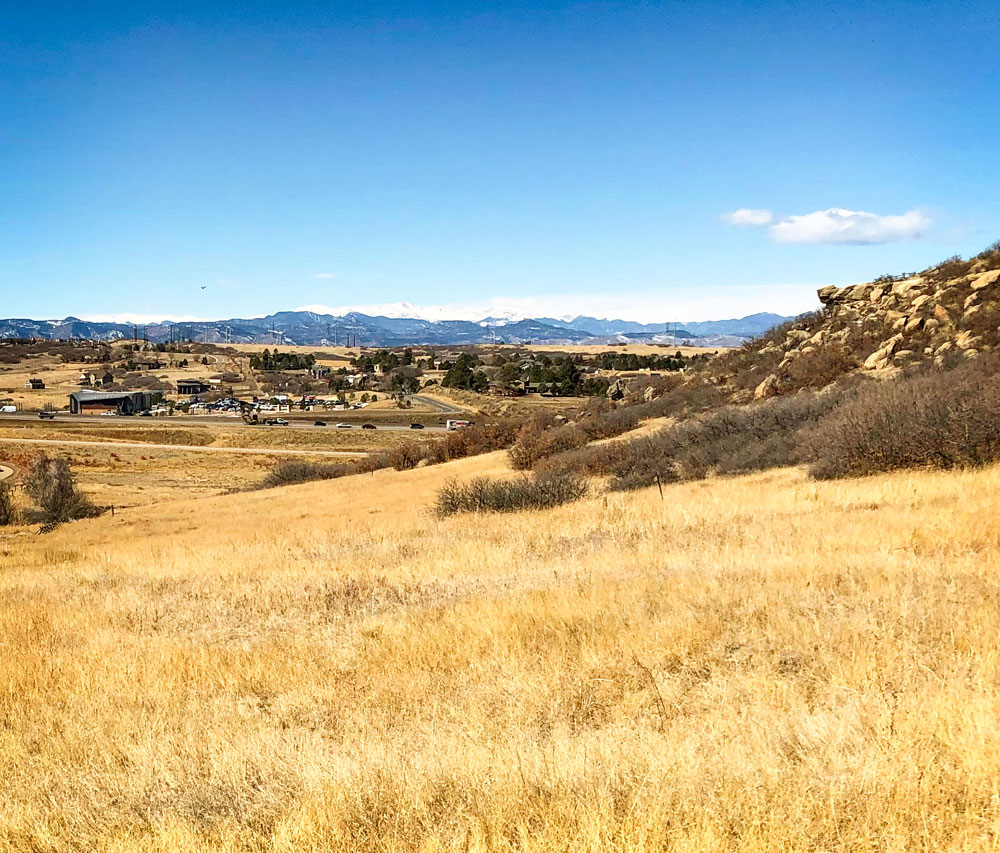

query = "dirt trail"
[0,437,360,458]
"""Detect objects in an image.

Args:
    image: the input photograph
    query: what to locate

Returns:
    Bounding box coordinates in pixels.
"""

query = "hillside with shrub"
[707,242,1000,404]
[494,242,1000,495]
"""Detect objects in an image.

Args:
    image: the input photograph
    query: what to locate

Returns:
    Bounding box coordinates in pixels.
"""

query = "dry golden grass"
[1,453,999,851]
[0,418,413,452]
[0,350,243,412]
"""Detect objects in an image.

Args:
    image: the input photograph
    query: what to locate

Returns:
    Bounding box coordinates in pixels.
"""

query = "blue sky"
[2,1,998,322]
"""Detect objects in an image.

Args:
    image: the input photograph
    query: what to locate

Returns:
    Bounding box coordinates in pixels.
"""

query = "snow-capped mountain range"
[0,309,793,347]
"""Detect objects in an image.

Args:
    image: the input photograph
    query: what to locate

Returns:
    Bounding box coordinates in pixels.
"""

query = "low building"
[25,378,45,390]
[176,380,211,395]
[68,390,161,415]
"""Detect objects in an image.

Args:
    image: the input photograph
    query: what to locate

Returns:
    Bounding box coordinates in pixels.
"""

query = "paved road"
[0,412,450,433]
[0,437,361,458]
[409,394,466,414]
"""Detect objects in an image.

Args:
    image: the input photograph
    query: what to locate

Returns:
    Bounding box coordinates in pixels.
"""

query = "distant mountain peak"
[0,308,793,346]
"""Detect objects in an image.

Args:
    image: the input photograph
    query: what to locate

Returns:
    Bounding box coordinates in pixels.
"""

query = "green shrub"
[435,473,589,516]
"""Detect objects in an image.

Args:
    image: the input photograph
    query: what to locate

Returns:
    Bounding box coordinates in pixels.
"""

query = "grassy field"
[0,349,242,412]
[0,419,410,503]
[1,449,998,850]
[0,418,418,451]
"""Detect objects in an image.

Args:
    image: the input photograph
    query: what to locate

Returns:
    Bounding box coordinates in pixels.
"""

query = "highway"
[0,412,454,433]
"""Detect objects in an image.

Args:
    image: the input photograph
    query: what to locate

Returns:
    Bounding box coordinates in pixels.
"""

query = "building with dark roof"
[68,390,161,415]
[176,380,211,395]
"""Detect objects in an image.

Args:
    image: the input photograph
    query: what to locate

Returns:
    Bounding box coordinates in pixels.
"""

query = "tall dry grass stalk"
[1,451,999,850]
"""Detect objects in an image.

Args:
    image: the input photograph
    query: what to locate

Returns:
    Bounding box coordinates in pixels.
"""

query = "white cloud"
[725,205,932,245]
[724,208,773,227]
[313,272,336,279]
[768,207,931,245]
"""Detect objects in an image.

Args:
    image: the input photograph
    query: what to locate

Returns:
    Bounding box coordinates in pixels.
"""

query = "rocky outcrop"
[744,254,1000,401]
[813,263,999,370]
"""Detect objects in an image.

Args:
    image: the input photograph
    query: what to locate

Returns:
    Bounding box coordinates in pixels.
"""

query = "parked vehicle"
[0,405,17,414]
[38,411,56,419]
[362,423,376,429]
[409,423,425,429]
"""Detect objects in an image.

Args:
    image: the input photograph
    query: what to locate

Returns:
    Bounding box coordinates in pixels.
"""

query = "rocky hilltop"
[748,246,1000,401]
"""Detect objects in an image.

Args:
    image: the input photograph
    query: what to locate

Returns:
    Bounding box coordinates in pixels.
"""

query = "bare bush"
[508,424,589,470]
[23,455,100,523]
[809,359,1000,479]
[260,460,346,489]
[506,383,725,470]
[435,472,589,516]
[0,482,19,526]
[539,386,856,490]
[388,443,426,471]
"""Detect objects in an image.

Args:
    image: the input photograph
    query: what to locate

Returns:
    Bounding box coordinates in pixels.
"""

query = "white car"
[335,422,352,429]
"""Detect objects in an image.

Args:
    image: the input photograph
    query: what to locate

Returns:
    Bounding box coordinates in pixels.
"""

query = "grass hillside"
[2,451,999,851]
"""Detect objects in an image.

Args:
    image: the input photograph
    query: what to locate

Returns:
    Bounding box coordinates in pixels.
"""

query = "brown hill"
[702,243,1000,404]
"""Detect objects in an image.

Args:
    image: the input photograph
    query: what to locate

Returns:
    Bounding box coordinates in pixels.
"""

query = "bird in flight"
[200,286,207,290]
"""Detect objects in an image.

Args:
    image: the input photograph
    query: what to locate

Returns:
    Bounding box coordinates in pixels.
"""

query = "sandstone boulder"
[817,285,839,304]
[955,331,982,350]
[863,334,903,370]
[753,374,779,401]
[971,269,1000,291]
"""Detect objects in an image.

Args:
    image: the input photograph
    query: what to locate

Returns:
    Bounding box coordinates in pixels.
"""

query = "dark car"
[314,420,327,426]
[38,411,56,419]
[409,423,425,429]
[362,423,376,429]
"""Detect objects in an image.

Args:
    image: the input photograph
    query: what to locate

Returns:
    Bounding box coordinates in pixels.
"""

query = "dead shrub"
[388,442,426,471]
[0,482,19,526]
[508,424,589,470]
[540,386,856,490]
[809,359,1000,479]
[23,454,101,523]
[260,460,346,488]
[434,472,589,516]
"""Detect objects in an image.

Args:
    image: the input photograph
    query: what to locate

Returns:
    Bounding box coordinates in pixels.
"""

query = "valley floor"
[1,453,999,851]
